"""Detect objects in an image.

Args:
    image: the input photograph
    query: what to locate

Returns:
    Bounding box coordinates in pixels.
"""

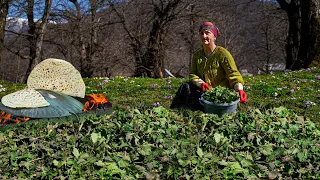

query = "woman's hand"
[238,90,247,103]
[201,83,210,91]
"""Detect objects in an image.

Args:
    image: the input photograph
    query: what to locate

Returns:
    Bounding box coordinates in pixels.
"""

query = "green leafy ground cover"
[0,68,319,179]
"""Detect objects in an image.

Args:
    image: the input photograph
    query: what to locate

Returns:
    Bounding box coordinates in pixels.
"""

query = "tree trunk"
[134,20,164,77]
[298,0,320,69]
[277,0,300,70]
[111,0,186,78]
[277,0,320,70]
[23,0,53,83]
[69,0,99,78]
[69,0,89,77]
[24,0,37,83]
[0,0,9,58]
[133,0,185,78]
[286,9,300,70]
[34,0,52,66]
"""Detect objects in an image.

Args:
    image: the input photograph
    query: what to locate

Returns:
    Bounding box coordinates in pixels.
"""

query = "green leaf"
[152,106,165,114]
[53,160,59,166]
[197,147,203,157]
[10,152,18,167]
[67,159,75,165]
[73,148,80,158]
[240,159,252,168]
[95,160,105,167]
[297,152,307,162]
[135,165,146,172]
[19,161,32,170]
[134,109,141,114]
[191,158,198,165]
[214,132,223,143]
[91,132,99,144]
[138,144,152,156]
[105,162,124,174]
[259,144,274,156]
[80,153,90,159]
[219,160,228,166]
[178,159,190,167]
[118,160,130,168]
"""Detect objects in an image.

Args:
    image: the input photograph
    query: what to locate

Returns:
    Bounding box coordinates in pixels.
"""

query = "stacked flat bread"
[1,58,85,109]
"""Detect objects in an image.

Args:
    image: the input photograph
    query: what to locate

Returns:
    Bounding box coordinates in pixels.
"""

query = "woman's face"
[199,29,216,45]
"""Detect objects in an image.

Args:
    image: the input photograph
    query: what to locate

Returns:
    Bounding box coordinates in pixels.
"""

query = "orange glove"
[238,90,247,103]
[201,83,210,92]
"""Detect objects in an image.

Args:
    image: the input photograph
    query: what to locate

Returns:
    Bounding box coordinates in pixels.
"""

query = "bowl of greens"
[199,86,240,116]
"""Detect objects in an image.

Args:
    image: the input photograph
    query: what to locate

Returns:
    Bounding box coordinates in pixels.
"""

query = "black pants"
[170,82,203,111]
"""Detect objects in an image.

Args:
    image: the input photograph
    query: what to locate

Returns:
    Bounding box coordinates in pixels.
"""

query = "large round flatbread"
[1,88,50,108]
[27,58,85,98]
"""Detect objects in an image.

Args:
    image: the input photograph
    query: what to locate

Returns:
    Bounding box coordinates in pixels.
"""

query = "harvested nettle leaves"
[203,86,239,104]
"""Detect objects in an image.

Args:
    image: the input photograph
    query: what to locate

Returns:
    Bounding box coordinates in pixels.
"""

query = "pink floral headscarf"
[199,22,220,38]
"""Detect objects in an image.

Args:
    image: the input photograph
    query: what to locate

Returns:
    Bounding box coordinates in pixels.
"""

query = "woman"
[170,21,247,110]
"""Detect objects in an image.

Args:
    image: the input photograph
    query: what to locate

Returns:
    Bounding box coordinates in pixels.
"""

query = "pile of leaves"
[203,86,239,104]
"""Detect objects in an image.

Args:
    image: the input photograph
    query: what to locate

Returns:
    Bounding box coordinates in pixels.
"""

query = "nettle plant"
[203,86,239,104]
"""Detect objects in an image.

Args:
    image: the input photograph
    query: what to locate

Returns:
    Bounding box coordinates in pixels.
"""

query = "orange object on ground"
[83,94,110,112]
[0,110,30,124]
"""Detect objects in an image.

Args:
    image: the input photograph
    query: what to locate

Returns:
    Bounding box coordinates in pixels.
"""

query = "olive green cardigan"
[189,46,244,89]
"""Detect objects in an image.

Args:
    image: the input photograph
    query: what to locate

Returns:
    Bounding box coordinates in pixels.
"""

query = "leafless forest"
[0,0,319,83]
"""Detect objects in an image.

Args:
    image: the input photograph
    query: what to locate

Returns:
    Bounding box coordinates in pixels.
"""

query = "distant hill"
[5,18,29,35]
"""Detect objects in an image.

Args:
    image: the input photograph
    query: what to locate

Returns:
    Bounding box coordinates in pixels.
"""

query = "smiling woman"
[171,21,247,110]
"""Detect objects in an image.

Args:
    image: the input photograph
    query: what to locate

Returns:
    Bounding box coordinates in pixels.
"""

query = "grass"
[1,68,319,121]
[81,68,319,122]
[0,68,319,179]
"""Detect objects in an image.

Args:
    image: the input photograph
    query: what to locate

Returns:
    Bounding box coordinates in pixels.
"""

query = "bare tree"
[67,0,95,77]
[4,0,316,81]
[110,0,192,78]
[48,0,123,77]
[23,0,53,82]
[0,0,9,60]
[215,4,246,68]
[3,0,53,82]
[246,1,287,74]
[276,0,320,70]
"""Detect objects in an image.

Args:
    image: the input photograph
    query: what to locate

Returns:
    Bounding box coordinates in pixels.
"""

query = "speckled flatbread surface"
[27,58,85,98]
[1,88,50,108]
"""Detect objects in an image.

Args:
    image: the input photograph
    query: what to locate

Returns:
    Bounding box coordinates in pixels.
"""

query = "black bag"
[170,82,203,111]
